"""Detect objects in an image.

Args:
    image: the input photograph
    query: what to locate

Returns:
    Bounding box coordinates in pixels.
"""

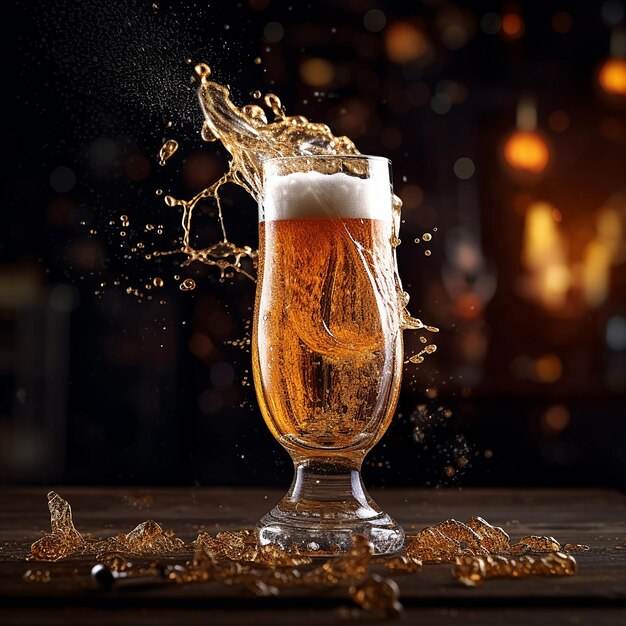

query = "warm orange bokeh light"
[502,13,523,38]
[541,404,570,434]
[521,201,570,310]
[599,58,626,97]
[503,130,550,174]
[299,58,335,87]
[455,292,484,319]
[534,354,563,383]
[384,22,430,64]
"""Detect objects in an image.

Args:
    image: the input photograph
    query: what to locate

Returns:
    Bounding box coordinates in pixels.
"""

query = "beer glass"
[252,155,404,555]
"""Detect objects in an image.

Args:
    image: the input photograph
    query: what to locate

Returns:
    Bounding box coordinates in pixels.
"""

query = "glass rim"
[262,154,391,166]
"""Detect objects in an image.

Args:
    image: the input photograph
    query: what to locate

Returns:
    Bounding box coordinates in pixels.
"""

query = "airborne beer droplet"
[158,139,179,166]
[179,278,196,291]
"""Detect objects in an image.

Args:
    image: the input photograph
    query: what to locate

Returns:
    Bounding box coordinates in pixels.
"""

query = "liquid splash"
[156,63,437,356]
[30,492,586,604]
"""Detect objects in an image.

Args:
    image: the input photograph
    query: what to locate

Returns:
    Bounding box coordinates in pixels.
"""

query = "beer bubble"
[424,250,431,256]
[153,277,164,288]
[422,233,432,241]
[253,90,262,99]
[254,57,262,65]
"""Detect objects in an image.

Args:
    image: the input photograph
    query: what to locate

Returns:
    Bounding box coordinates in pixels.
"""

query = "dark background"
[2,0,625,489]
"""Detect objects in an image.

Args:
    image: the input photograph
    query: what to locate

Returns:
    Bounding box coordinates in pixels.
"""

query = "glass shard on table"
[382,555,423,573]
[454,552,577,586]
[403,515,584,587]
[405,518,488,561]
[30,492,186,561]
[513,535,562,553]
[30,492,85,561]
[465,516,512,553]
[349,574,403,619]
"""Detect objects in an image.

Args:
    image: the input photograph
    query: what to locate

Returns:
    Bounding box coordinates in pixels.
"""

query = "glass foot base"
[256,507,405,555]
[255,459,405,555]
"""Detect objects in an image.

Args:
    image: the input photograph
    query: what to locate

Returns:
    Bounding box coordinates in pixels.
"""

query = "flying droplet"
[158,139,179,166]
[254,57,262,65]
[195,63,211,81]
[265,93,285,118]
[179,278,196,292]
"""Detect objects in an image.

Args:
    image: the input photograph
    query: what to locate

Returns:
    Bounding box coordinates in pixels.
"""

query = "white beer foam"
[261,171,392,221]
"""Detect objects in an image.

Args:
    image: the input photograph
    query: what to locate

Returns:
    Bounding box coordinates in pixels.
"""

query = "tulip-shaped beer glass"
[252,155,404,554]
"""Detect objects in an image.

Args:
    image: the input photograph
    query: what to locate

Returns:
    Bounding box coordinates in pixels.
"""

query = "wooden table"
[0,488,624,624]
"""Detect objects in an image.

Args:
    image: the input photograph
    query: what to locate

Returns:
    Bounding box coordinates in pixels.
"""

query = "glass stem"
[277,456,380,521]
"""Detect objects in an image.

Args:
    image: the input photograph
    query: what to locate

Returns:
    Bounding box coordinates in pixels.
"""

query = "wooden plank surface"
[0,487,625,625]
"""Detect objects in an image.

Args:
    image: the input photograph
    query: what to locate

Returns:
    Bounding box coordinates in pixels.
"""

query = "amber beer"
[253,215,402,452]
[253,159,403,455]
